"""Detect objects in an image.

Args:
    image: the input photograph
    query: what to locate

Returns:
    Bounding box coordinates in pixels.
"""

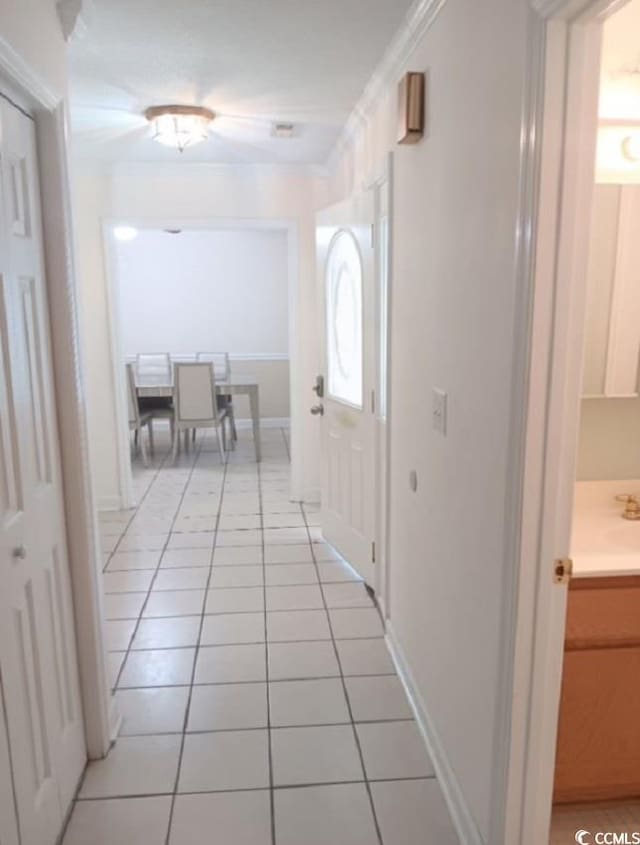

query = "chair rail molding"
[229,353,289,362]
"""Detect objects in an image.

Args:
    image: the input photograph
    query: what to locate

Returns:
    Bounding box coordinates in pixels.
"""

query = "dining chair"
[196,352,236,443]
[196,351,230,381]
[136,352,172,384]
[126,363,154,467]
[172,361,229,463]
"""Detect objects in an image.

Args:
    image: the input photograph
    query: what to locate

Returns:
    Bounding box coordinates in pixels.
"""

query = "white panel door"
[0,95,85,844]
[0,679,20,845]
[316,192,375,585]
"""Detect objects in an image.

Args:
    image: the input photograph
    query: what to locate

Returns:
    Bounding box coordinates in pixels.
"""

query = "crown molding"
[326,0,448,172]
[0,35,59,110]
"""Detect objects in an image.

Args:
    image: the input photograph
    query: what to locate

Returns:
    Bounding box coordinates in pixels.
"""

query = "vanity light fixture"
[621,132,640,162]
[145,105,215,152]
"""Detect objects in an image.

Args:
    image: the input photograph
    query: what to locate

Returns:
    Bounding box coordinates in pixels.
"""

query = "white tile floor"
[64,426,459,844]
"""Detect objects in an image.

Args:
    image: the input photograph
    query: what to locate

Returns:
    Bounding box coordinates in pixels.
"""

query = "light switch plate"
[432,388,447,435]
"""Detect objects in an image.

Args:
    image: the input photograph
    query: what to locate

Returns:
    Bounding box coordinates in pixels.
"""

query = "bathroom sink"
[571,480,640,574]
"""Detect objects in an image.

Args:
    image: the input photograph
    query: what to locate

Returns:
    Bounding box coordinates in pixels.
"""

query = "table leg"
[248,386,261,462]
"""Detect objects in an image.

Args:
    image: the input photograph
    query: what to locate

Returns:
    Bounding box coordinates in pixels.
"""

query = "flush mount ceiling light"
[145,105,215,152]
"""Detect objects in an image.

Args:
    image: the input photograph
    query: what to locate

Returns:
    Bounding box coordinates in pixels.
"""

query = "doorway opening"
[314,162,391,597]
[551,0,640,834]
[511,1,640,841]
[101,218,300,510]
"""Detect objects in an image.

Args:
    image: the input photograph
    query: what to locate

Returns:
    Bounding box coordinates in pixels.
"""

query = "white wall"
[577,398,640,480]
[116,228,288,356]
[327,1,529,841]
[74,161,326,507]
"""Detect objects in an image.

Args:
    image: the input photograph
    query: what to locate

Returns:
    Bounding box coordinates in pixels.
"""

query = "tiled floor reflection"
[64,426,458,844]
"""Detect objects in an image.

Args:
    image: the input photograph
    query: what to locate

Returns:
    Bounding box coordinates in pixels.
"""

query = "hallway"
[63,428,458,844]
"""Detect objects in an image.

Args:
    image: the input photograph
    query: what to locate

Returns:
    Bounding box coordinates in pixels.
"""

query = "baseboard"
[235,417,290,429]
[108,693,122,747]
[97,495,123,512]
[303,487,320,504]
[385,621,484,845]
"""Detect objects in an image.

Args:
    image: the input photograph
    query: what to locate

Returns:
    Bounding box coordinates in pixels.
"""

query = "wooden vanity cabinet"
[553,575,640,804]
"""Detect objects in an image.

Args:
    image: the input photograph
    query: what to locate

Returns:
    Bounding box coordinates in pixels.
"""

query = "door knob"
[12,546,26,560]
[310,404,324,416]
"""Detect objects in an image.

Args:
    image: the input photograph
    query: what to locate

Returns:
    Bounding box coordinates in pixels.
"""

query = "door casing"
[504,2,627,843]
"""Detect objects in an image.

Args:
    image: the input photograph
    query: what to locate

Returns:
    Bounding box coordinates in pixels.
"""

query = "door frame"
[505,1,627,842]
[365,154,393,616]
[0,41,113,758]
[101,216,301,506]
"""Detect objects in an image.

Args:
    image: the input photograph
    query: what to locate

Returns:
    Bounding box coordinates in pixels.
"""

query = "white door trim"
[0,42,112,759]
[101,216,302,503]
[505,2,624,843]
[364,153,393,618]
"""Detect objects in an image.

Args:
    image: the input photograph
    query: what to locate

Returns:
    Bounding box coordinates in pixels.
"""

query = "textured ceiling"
[69,0,415,164]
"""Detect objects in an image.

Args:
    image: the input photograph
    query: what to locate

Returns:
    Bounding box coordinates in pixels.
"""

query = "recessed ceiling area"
[69,0,415,164]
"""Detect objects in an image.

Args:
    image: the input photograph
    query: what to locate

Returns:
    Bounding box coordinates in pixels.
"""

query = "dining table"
[136,373,261,461]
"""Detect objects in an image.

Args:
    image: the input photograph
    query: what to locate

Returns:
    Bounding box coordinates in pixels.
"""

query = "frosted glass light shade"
[145,106,215,152]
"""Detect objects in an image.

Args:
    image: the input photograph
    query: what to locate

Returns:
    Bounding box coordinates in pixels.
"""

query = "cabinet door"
[554,646,640,803]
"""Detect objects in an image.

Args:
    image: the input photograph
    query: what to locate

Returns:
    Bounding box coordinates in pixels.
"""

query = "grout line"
[114,671,397,690]
[302,504,386,845]
[258,451,277,845]
[114,717,416,738]
[111,445,203,693]
[101,441,173,573]
[74,775,436,804]
[163,432,230,845]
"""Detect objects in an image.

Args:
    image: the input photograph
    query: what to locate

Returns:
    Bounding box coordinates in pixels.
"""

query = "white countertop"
[571,479,640,577]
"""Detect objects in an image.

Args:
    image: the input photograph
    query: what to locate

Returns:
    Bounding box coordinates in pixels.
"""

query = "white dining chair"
[172,362,229,463]
[126,363,154,467]
[196,352,236,444]
[136,352,172,385]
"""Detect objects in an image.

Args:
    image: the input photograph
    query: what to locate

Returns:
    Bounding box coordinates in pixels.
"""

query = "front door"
[315,192,375,585]
[0,92,85,844]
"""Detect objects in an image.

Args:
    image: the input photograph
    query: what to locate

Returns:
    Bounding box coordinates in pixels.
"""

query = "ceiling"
[69,0,415,165]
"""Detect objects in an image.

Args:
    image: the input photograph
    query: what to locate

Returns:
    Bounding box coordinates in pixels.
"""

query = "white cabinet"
[583,185,640,397]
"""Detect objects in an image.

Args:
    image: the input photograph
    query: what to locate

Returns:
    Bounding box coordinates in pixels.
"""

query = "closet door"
[0,676,19,845]
[0,93,86,844]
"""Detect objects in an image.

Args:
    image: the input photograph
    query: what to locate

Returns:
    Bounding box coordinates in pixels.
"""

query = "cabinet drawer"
[566,577,640,649]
